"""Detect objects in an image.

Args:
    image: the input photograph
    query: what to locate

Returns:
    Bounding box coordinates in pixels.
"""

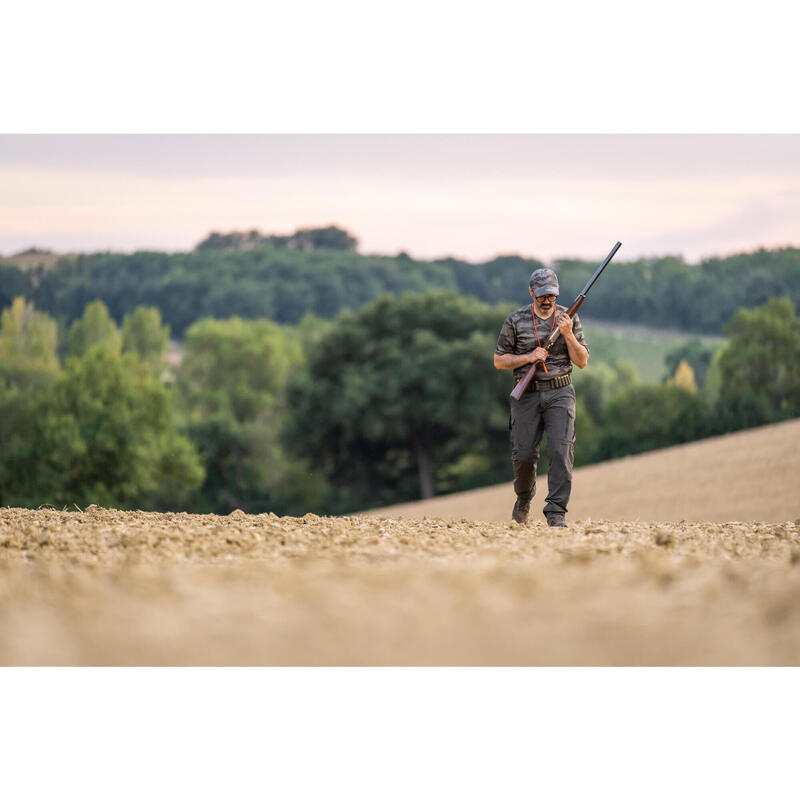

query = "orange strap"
[531,304,556,373]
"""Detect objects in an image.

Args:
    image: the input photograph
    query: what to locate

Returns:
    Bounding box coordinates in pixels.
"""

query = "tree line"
[2,292,798,515]
[3,227,799,336]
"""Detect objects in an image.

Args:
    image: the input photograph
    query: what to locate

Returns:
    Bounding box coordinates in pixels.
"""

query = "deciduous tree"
[68,299,121,357]
[716,298,800,427]
[122,305,170,373]
[176,317,323,513]
[285,292,510,508]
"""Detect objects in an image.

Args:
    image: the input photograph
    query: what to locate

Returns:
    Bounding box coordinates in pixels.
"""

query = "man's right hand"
[529,347,548,364]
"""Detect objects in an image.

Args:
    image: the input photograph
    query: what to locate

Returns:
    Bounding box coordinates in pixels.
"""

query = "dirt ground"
[2,506,799,665]
[370,418,800,524]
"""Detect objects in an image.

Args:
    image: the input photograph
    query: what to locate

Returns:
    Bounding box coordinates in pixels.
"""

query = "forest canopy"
[1,291,798,514]
[2,228,799,514]
[3,226,799,337]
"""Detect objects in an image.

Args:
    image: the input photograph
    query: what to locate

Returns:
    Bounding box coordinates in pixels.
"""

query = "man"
[493,268,589,527]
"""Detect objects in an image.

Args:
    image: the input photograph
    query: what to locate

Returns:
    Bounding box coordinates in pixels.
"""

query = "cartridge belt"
[516,373,572,393]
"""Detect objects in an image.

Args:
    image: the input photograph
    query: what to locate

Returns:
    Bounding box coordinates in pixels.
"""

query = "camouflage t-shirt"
[495,303,589,382]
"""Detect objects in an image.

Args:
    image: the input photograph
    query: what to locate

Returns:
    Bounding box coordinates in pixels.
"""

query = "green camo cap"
[529,268,559,297]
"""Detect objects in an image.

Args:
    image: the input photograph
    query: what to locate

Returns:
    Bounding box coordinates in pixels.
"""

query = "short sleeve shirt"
[495,303,589,382]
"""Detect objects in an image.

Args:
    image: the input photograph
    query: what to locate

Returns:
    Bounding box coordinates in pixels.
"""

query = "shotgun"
[510,241,622,401]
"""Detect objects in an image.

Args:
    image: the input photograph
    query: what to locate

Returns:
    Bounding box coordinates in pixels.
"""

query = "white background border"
[2,1,797,795]
[2,668,798,798]
[3,0,799,133]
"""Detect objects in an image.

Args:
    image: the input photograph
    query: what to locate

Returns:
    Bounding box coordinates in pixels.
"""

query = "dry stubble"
[1,506,800,665]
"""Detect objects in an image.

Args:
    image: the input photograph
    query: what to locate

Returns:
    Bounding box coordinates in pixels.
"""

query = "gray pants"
[509,383,576,519]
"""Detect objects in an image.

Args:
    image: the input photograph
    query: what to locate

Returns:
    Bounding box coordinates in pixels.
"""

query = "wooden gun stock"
[510,241,622,401]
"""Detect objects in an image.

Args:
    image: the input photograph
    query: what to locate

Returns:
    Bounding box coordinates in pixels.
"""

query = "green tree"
[596,384,712,461]
[289,225,358,251]
[715,298,800,428]
[122,305,170,373]
[176,316,323,513]
[0,265,33,312]
[0,388,87,510]
[571,360,640,465]
[0,335,203,510]
[68,299,121,357]
[702,347,725,406]
[196,225,358,252]
[285,292,510,509]
[28,243,800,338]
[47,348,204,509]
[0,299,70,508]
[572,359,640,427]
[0,297,60,389]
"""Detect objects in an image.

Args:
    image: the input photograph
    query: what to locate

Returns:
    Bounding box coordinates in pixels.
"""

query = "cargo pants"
[509,383,576,519]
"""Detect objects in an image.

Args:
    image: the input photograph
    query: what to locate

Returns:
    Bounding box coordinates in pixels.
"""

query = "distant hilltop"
[0,225,359,269]
[2,231,799,337]
[195,225,358,253]
[3,225,799,268]
[0,248,75,271]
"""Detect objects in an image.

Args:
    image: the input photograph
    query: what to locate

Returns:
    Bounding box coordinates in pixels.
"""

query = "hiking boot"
[547,513,568,528]
[512,499,530,524]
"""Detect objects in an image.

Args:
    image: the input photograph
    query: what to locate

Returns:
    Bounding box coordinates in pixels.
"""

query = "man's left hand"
[557,313,573,336]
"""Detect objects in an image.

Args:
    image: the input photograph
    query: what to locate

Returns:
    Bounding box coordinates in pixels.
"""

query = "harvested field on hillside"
[2,506,799,665]
[370,418,800,524]
[0,251,73,271]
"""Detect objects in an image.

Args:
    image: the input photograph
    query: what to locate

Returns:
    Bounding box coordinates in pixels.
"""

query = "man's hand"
[493,348,548,371]
[557,313,573,336]
[529,347,548,363]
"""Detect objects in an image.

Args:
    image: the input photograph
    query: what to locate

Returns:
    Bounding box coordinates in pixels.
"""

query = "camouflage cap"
[529,268,559,297]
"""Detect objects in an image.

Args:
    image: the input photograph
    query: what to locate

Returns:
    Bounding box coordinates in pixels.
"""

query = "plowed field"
[2,506,799,665]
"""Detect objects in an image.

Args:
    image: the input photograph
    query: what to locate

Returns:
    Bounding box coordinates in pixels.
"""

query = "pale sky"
[1,135,798,263]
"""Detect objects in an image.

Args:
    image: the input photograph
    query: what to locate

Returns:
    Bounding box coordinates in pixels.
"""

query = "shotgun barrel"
[509,241,622,401]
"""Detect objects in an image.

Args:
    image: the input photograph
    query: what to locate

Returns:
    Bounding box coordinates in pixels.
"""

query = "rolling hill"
[367,417,800,524]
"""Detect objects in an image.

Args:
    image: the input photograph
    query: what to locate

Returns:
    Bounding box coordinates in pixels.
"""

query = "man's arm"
[494,348,548,370]
[556,314,589,369]
[495,314,548,370]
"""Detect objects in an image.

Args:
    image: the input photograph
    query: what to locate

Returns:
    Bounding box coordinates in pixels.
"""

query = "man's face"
[531,291,557,314]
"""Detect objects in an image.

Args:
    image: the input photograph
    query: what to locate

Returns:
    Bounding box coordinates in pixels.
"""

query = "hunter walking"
[494,268,590,527]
